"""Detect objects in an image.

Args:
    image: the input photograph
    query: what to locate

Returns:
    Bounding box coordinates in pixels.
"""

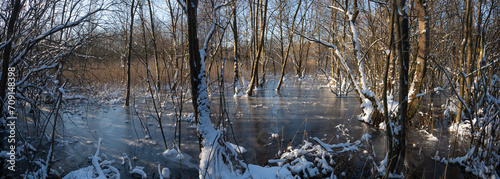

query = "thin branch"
[465,59,499,78]
[328,6,345,13]
[11,8,104,66]
[201,1,230,52]
[176,0,187,12]
[369,0,388,6]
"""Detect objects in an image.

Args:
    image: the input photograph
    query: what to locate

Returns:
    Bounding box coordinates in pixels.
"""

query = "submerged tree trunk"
[276,0,302,91]
[185,0,216,171]
[329,0,384,124]
[184,1,238,177]
[247,0,268,96]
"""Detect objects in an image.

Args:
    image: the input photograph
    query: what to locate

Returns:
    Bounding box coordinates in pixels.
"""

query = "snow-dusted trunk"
[348,15,368,91]
[382,3,396,177]
[394,0,410,174]
[326,3,383,125]
[350,10,385,124]
[185,0,217,175]
[232,0,241,95]
[408,0,429,119]
[185,1,239,177]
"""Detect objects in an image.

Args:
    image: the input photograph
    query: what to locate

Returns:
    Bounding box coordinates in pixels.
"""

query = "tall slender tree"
[408,0,429,119]
[124,0,136,106]
[456,0,473,123]
[276,0,302,91]
[232,0,242,95]
[383,1,396,177]
[146,0,161,91]
[247,0,268,96]
[0,0,21,115]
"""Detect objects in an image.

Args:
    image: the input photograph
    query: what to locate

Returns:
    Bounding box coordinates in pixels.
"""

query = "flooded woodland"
[0,0,499,178]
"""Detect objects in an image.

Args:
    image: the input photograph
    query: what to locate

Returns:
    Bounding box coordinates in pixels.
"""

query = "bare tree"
[382,1,396,176]
[232,0,242,95]
[387,0,410,174]
[247,0,268,96]
[124,0,136,106]
[408,0,429,119]
[276,0,302,91]
[0,0,21,115]
[147,0,161,91]
[179,0,245,177]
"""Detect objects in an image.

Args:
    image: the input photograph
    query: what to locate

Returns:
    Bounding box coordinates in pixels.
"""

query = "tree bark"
[396,0,409,173]
[383,1,396,177]
[277,0,302,91]
[408,0,429,119]
[124,0,136,106]
[232,0,241,95]
[464,0,474,112]
[456,0,473,123]
[247,0,268,96]
[147,0,161,91]
[0,0,21,114]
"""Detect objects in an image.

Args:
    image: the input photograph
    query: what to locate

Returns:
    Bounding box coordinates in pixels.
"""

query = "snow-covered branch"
[436,61,471,116]
[200,1,230,60]
[368,0,388,6]
[465,59,499,78]
[294,32,365,102]
[11,8,103,66]
[0,41,7,51]
[327,6,345,13]
[92,138,106,179]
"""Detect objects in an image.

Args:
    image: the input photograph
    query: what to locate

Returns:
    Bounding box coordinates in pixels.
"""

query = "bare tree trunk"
[277,0,302,91]
[147,0,161,91]
[474,0,484,108]
[396,0,409,173]
[383,2,396,177]
[408,0,429,119]
[0,0,21,114]
[184,1,236,177]
[125,0,136,107]
[55,0,68,84]
[456,0,472,123]
[348,0,368,91]
[464,0,474,113]
[386,0,409,174]
[232,0,241,95]
[247,0,268,95]
[166,0,180,90]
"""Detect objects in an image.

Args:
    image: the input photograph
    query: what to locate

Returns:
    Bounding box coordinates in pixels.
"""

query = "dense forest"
[0,0,499,178]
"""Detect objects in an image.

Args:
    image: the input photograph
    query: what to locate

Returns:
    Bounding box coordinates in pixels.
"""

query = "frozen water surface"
[51,76,472,178]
